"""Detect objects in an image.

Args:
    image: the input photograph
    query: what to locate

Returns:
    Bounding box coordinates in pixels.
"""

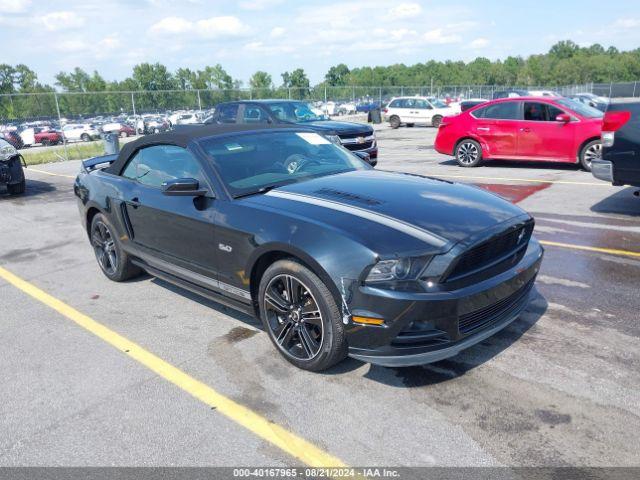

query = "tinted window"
[388,99,404,108]
[216,104,239,123]
[265,102,323,122]
[524,102,567,121]
[199,131,369,197]
[243,106,270,123]
[475,102,520,120]
[414,99,431,109]
[121,145,205,188]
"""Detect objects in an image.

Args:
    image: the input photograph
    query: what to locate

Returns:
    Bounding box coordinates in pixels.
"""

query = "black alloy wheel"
[259,259,347,371]
[91,219,118,277]
[264,274,324,361]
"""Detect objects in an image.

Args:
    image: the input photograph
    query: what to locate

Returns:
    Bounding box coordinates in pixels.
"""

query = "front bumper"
[0,157,25,186]
[346,238,543,367]
[591,159,613,183]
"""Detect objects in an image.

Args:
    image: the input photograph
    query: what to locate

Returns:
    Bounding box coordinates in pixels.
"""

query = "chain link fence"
[1,81,639,163]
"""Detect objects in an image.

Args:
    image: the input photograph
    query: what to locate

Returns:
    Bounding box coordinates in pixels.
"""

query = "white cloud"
[389,2,422,19]
[0,0,30,13]
[149,16,192,34]
[149,15,248,38]
[98,34,122,51]
[270,26,285,38]
[52,39,86,53]
[614,18,640,29]
[469,37,489,49]
[195,16,247,38]
[239,0,283,10]
[39,11,85,31]
[423,29,462,45]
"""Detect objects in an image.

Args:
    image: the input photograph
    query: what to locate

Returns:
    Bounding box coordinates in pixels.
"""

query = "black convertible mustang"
[75,124,543,371]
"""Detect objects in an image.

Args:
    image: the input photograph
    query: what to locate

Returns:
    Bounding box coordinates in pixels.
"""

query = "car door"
[471,101,520,157]
[400,98,423,124]
[413,99,433,124]
[120,144,219,278]
[517,101,576,161]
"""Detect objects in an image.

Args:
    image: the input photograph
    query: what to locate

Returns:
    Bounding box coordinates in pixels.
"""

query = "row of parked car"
[381,92,609,172]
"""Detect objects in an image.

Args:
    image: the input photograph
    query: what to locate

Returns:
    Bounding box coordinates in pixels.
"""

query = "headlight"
[365,256,431,284]
[0,143,17,161]
[325,134,342,145]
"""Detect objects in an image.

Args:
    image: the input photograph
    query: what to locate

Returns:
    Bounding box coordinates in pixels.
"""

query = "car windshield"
[199,130,369,197]
[265,102,324,122]
[556,98,603,118]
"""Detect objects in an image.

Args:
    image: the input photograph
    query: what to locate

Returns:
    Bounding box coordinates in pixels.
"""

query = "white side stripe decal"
[267,191,447,247]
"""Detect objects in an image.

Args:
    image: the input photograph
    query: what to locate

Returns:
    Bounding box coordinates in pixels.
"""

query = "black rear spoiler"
[81,154,118,173]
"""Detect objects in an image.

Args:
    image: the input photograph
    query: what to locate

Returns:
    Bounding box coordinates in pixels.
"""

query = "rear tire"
[8,179,25,195]
[259,259,347,371]
[389,115,401,129]
[120,131,128,138]
[455,139,482,167]
[432,115,443,128]
[90,213,141,282]
[81,133,90,142]
[579,139,601,172]
[41,139,50,147]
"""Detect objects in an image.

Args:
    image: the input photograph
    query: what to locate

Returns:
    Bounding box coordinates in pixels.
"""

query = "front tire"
[8,179,25,195]
[259,259,347,371]
[90,213,141,282]
[432,115,443,128]
[81,133,90,142]
[455,139,482,167]
[389,115,401,129]
[579,140,601,172]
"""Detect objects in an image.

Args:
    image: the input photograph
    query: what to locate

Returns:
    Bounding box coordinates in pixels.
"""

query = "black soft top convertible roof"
[106,123,309,175]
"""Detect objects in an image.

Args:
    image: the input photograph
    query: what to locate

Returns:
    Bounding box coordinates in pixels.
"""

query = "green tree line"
[1,41,639,121]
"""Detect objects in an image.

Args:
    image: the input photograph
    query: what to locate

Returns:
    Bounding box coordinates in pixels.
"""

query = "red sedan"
[435,97,603,171]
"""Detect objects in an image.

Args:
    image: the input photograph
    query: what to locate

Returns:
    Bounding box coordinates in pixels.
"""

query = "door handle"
[520,128,531,132]
[128,197,140,209]
[477,127,490,132]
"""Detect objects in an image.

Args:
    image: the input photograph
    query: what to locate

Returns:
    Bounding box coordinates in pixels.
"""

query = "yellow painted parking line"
[540,240,640,259]
[27,168,76,179]
[424,172,608,186]
[0,265,347,468]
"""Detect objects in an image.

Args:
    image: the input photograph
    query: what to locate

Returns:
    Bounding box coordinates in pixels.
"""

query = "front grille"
[447,221,534,282]
[459,278,534,334]
[343,141,374,151]
[339,133,375,151]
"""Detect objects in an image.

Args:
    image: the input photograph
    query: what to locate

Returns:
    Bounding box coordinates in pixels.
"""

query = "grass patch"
[21,142,106,166]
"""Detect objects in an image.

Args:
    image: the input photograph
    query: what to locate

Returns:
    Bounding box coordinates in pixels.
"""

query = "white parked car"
[62,123,100,142]
[383,96,460,128]
[529,90,562,97]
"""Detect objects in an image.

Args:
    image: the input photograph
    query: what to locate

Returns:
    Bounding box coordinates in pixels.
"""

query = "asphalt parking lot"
[1,124,639,468]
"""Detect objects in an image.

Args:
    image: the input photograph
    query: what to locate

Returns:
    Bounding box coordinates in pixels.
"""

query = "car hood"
[245,170,528,254]
[296,120,373,136]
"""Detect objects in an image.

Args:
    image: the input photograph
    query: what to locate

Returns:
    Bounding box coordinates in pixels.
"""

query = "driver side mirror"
[161,178,208,197]
[354,151,376,167]
[555,114,571,123]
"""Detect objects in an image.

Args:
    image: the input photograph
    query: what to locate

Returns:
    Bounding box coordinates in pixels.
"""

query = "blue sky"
[1,0,640,86]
